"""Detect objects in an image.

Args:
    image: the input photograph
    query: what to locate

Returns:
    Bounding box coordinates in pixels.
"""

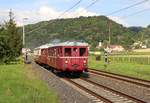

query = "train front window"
[80,48,86,56]
[72,48,78,56]
[64,48,71,56]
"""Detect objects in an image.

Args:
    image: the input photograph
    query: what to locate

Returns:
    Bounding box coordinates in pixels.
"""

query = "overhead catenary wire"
[26,0,83,34]
[58,0,82,18]
[25,0,149,34]
[85,0,100,9]
[71,0,100,18]
[121,7,150,19]
[105,0,148,46]
[107,0,148,16]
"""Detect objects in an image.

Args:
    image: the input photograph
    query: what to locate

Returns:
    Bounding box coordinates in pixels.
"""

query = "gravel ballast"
[88,73,150,103]
[31,63,95,103]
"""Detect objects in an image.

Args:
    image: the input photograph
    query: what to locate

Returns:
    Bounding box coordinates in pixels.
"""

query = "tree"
[0,10,22,63]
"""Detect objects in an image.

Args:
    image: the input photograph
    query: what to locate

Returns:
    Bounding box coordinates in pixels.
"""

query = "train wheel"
[51,68,54,73]
[71,72,82,78]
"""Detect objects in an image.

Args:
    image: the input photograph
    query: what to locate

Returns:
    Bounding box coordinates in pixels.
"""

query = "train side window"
[49,49,52,56]
[58,48,62,56]
[60,48,62,56]
[42,49,44,55]
[43,50,45,55]
[65,48,71,56]
[49,49,50,56]
[73,48,78,53]
[80,48,86,56]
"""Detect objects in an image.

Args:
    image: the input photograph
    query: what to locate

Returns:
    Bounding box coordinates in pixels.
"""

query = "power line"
[71,0,100,18]
[58,0,82,18]
[58,0,99,18]
[121,7,150,19]
[107,0,148,16]
[85,0,100,9]
[26,0,83,34]
[105,0,148,46]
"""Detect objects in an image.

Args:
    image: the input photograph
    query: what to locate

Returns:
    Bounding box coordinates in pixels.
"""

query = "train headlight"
[83,60,86,63]
[65,60,68,64]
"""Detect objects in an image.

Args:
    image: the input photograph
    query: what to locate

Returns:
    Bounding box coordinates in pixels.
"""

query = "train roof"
[34,43,53,49]
[35,41,88,50]
[56,41,88,47]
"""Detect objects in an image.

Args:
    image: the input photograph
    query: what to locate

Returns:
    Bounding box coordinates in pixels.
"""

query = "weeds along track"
[89,69,150,88]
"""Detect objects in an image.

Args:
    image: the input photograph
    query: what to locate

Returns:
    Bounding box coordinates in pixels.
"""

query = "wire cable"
[107,0,148,16]
[58,0,82,18]
[121,7,150,19]
[26,0,83,34]
[71,0,100,18]
[85,0,100,9]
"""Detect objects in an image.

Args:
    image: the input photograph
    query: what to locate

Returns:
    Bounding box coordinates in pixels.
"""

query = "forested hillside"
[23,16,148,49]
[138,25,150,47]
[129,25,150,48]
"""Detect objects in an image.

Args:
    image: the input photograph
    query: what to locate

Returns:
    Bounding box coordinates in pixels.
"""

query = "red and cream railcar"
[34,44,50,65]
[34,42,88,73]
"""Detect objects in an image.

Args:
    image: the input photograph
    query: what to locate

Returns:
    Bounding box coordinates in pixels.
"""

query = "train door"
[79,47,88,66]
[72,47,79,69]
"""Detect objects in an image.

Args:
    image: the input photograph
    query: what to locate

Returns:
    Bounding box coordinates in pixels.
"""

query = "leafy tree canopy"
[0,10,22,63]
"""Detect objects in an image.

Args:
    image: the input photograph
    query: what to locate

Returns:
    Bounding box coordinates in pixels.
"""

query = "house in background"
[132,41,148,49]
[105,45,125,53]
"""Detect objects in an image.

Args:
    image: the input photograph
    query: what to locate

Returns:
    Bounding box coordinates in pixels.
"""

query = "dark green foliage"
[21,16,148,50]
[128,26,144,33]
[135,25,150,48]
[0,12,22,64]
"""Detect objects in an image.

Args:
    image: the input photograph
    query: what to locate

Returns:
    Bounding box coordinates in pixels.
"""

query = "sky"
[0,0,150,27]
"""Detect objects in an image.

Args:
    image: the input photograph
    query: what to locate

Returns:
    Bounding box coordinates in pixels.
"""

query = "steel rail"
[81,78,146,103]
[64,78,113,103]
[89,68,150,88]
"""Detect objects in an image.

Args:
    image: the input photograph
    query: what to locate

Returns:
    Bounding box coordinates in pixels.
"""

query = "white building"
[105,45,125,53]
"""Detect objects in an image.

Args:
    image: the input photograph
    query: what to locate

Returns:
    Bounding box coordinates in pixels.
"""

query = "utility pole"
[23,22,25,47]
[108,20,112,46]
[141,32,144,45]
[22,18,29,64]
[22,18,28,47]
[9,9,13,20]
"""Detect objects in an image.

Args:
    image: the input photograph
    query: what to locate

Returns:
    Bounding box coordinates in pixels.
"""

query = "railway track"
[64,78,112,103]
[64,78,145,103]
[89,69,150,88]
[35,63,148,103]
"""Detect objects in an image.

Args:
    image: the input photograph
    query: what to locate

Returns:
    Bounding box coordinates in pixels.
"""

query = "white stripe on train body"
[48,56,88,59]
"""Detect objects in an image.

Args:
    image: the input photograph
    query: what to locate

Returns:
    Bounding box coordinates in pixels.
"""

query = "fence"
[109,56,150,65]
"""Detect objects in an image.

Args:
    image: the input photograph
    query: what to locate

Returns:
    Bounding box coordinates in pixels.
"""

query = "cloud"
[38,6,60,19]
[62,0,71,2]
[108,16,129,27]
[13,6,99,26]
[142,0,150,9]
[0,6,128,27]
[130,0,150,9]
[59,7,98,18]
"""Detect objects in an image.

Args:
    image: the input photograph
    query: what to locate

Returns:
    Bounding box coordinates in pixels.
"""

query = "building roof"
[35,43,53,49]
[108,45,124,49]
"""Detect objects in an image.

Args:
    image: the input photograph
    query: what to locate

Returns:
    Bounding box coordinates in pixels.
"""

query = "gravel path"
[31,63,95,103]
